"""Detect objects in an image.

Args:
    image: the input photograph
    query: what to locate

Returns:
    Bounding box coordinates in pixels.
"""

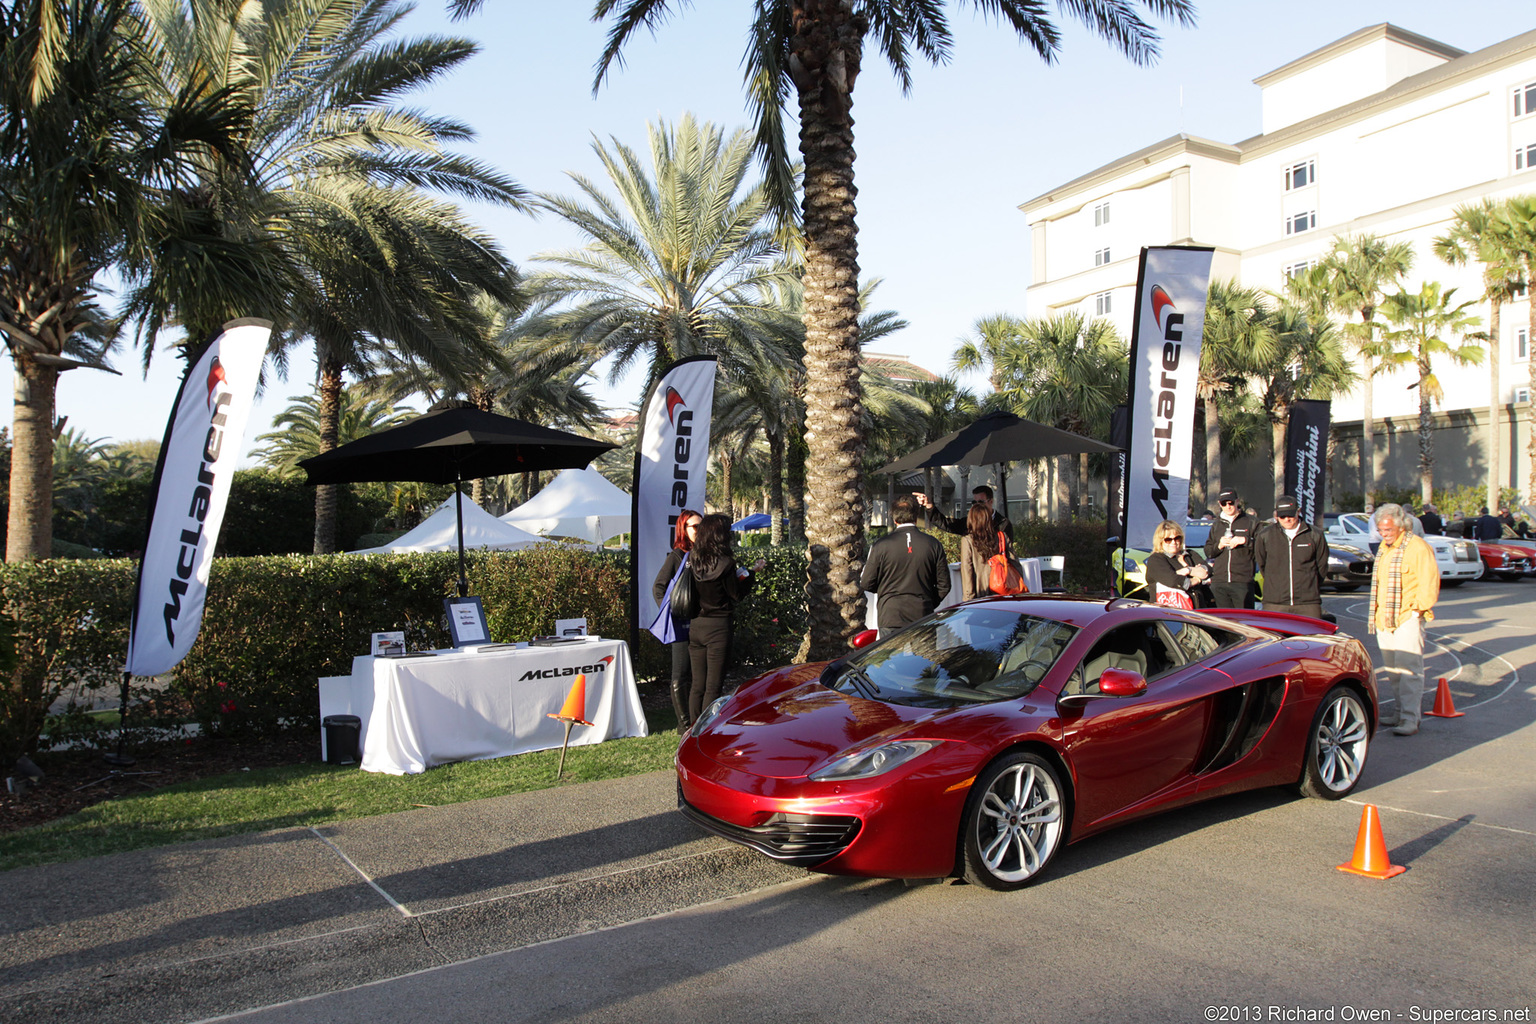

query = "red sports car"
[677,596,1377,890]
[1474,541,1533,581]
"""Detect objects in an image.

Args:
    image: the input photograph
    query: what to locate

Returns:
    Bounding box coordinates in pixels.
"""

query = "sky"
[12,0,1532,459]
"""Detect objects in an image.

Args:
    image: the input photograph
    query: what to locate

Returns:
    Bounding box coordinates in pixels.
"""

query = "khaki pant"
[1376,614,1425,727]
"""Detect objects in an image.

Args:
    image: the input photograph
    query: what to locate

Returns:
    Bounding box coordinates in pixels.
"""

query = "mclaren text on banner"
[631,357,717,638]
[126,319,272,677]
[1284,399,1331,524]
[1122,247,1214,551]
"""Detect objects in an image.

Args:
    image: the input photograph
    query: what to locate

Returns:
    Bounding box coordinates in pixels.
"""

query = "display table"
[317,638,646,775]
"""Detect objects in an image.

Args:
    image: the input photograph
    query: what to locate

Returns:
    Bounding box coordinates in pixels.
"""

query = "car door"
[1057,618,1242,830]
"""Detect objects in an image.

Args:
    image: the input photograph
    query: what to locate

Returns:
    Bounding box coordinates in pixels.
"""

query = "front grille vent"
[679,792,861,866]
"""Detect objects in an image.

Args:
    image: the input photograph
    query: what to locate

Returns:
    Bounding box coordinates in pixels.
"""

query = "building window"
[1094,202,1110,226]
[1284,159,1316,190]
[1094,247,1111,266]
[1283,260,1315,282]
[1516,387,1531,404]
[1518,327,1530,361]
[1094,291,1112,315]
[1515,81,1536,118]
[1519,141,1536,171]
[1285,211,1316,235]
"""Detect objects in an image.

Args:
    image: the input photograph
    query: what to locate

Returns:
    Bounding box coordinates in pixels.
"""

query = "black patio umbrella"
[300,406,617,595]
[878,411,1121,527]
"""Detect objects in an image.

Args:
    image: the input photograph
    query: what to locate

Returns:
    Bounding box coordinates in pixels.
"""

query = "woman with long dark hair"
[685,514,765,723]
[959,502,1001,601]
[652,509,702,733]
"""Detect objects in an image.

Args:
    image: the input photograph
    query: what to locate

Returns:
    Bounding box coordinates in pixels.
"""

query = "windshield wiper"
[842,666,881,700]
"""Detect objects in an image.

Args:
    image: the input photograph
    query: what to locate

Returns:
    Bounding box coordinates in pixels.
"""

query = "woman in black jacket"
[685,514,765,723]
[1144,520,1211,609]
[652,509,702,733]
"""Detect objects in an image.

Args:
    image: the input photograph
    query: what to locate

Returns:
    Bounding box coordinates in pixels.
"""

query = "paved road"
[4,583,1533,1024]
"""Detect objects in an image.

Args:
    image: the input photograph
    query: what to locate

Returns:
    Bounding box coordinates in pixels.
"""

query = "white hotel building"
[1021,23,1536,513]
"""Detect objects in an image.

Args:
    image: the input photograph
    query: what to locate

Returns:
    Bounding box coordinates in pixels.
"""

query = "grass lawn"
[0,728,683,873]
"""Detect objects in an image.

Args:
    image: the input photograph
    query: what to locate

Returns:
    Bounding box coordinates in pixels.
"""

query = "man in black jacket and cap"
[1204,489,1260,608]
[1255,495,1329,620]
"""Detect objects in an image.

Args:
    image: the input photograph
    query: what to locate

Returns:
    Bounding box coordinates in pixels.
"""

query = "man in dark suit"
[862,495,951,635]
[1475,506,1503,541]
[1419,504,1443,536]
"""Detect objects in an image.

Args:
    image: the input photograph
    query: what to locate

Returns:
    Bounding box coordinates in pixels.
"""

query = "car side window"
[1065,622,1180,696]
[1160,619,1239,663]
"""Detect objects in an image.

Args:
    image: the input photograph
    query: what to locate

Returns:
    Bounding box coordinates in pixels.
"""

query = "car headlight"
[808,740,940,781]
[691,696,730,736]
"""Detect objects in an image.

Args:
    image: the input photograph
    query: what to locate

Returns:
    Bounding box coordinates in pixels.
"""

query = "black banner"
[1284,399,1331,525]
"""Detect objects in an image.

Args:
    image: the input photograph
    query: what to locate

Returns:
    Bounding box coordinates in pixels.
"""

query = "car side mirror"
[1098,668,1148,697]
[850,629,879,649]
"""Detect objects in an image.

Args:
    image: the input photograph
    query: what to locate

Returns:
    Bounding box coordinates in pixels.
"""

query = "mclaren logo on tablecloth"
[1122,247,1214,551]
[519,654,616,681]
[125,319,271,677]
[631,356,717,636]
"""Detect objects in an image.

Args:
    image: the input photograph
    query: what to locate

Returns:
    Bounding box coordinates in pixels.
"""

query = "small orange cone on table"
[1425,676,1465,719]
[548,674,594,779]
[1337,804,1406,879]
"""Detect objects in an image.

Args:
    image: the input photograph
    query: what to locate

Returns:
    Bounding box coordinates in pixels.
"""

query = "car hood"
[694,678,946,779]
[1480,543,1531,558]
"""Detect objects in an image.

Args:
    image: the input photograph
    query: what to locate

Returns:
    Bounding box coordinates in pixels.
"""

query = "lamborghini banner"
[631,356,717,640]
[125,319,271,677]
[1284,399,1331,525]
[1122,247,1214,551]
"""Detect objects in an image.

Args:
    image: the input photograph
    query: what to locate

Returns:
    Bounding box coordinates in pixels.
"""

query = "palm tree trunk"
[312,359,345,554]
[7,356,58,561]
[718,448,734,522]
[1271,414,1286,492]
[1487,299,1501,511]
[1205,397,1222,505]
[768,427,785,545]
[786,428,807,543]
[1419,354,1435,506]
[794,0,868,660]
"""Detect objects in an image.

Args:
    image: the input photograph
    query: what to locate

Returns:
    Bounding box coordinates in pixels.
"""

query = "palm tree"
[250,389,419,476]
[1252,302,1358,490]
[985,313,1127,515]
[128,0,528,553]
[1293,233,1414,504]
[1500,195,1536,500]
[1434,200,1525,512]
[1199,281,1277,506]
[0,0,249,561]
[523,115,794,386]
[591,0,1195,659]
[1378,283,1483,505]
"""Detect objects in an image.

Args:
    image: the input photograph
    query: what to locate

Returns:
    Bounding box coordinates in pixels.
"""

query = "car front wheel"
[1298,686,1370,799]
[960,751,1066,890]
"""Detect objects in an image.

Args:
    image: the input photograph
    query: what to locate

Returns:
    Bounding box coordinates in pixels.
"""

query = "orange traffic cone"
[1337,804,1406,879]
[548,674,594,727]
[1425,677,1465,719]
[547,674,594,780]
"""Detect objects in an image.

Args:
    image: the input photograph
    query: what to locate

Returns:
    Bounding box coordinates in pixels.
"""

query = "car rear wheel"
[960,752,1066,890]
[1298,686,1369,799]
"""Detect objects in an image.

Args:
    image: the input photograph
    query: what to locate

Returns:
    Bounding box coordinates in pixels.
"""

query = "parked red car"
[1474,541,1533,581]
[678,596,1377,890]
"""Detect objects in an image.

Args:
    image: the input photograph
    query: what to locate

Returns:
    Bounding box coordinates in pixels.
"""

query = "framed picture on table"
[444,596,489,648]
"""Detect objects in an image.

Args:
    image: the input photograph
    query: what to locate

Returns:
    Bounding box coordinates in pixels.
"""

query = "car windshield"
[827,606,1079,708]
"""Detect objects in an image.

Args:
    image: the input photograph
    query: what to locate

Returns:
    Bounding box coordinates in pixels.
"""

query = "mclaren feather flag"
[125,319,271,677]
[1122,247,1214,551]
[631,356,717,642]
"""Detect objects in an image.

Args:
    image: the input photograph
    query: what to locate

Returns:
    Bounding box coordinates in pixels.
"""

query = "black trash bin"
[323,715,361,765]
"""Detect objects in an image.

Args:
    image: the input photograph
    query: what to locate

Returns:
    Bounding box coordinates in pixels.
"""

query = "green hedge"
[0,545,811,761]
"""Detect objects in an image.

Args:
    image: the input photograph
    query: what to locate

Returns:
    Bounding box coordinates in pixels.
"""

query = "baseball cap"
[1218,489,1238,504]
[1275,496,1300,517]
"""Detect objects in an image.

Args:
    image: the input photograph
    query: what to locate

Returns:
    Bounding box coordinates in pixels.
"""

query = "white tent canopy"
[352,496,544,554]
[502,467,631,543]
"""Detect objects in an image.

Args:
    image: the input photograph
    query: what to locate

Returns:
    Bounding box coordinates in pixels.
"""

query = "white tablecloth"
[319,638,647,775]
